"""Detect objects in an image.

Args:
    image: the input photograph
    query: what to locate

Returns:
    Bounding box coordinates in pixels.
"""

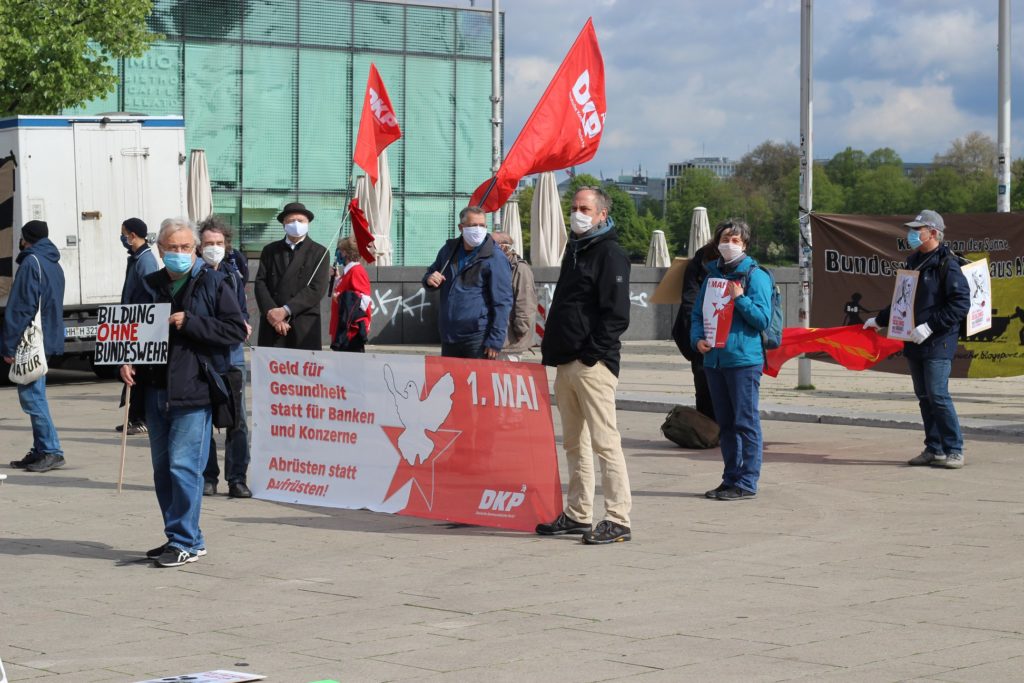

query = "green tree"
[916,167,972,214]
[0,0,156,115]
[664,168,718,251]
[866,147,903,169]
[849,165,917,214]
[562,173,653,261]
[825,147,868,189]
[775,164,843,264]
[1010,158,1024,210]
[734,140,799,197]
[934,131,996,178]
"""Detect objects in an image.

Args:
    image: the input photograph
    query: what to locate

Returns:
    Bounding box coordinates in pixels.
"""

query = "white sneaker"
[909,449,945,466]
[941,453,964,469]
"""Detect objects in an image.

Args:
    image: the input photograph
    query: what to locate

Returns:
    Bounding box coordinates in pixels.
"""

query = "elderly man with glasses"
[120,218,247,568]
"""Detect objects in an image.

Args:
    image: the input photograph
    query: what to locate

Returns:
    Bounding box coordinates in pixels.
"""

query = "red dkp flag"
[353,63,402,185]
[348,198,376,263]
[470,18,606,212]
[764,325,905,378]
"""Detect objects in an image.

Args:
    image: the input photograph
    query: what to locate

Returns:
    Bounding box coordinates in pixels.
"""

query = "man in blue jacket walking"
[865,210,970,469]
[423,206,512,359]
[4,221,67,473]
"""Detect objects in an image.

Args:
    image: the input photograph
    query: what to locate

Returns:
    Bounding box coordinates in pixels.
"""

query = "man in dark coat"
[865,209,971,469]
[254,202,331,349]
[118,217,159,435]
[536,187,633,545]
[4,220,67,473]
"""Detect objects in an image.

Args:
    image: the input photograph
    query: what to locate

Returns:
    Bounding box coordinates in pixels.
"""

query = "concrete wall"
[247,265,805,345]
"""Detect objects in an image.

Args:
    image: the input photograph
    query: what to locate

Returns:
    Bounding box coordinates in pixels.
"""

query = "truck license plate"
[65,325,98,339]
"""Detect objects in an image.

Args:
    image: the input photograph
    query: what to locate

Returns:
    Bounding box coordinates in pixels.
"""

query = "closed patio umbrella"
[688,206,711,257]
[645,229,671,267]
[374,150,394,266]
[529,172,567,267]
[501,199,524,256]
[187,149,212,223]
[354,175,381,259]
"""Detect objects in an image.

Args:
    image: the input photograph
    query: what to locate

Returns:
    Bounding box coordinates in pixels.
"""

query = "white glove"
[863,317,881,330]
[910,322,933,344]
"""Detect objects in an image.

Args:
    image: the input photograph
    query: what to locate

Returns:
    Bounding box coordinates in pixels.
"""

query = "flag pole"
[491,0,503,225]
[797,0,814,390]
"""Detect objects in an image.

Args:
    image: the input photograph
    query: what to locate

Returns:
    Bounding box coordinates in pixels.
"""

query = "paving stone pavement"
[1,345,1021,682]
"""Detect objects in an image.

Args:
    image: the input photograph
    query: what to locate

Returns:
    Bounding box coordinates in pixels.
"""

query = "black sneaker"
[203,481,216,496]
[705,483,729,499]
[154,546,199,567]
[716,486,756,501]
[126,421,148,436]
[536,512,591,536]
[228,482,252,498]
[146,543,206,559]
[25,453,66,473]
[115,424,125,433]
[10,449,41,469]
[582,520,631,544]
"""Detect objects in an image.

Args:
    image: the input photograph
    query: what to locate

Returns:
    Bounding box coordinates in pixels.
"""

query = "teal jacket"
[690,255,772,369]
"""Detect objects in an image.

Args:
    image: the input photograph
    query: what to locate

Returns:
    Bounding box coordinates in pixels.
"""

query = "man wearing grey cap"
[864,210,970,468]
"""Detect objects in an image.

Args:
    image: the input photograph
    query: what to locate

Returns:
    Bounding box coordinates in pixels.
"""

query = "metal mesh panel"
[68,0,502,265]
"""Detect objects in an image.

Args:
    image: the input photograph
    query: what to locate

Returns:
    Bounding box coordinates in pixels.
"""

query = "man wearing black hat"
[118,217,159,435]
[4,220,68,473]
[254,202,331,349]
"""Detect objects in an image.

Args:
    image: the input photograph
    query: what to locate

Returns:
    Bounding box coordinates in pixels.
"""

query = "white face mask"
[718,242,744,263]
[570,211,594,235]
[284,220,308,238]
[462,226,487,248]
[201,245,225,267]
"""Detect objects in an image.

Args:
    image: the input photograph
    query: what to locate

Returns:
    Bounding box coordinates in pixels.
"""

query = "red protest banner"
[470,18,606,212]
[764,325,905,378]
[249,349,562,532]
[353,63,401,185]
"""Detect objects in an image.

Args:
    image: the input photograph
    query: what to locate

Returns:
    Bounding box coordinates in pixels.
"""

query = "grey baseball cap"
[905,209,945,231]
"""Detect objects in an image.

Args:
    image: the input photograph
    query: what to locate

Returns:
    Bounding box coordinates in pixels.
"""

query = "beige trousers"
[553,360,632,527]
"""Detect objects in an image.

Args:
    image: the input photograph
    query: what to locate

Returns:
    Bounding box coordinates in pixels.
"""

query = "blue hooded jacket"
[690,254,772,369]
[2,238,65,357]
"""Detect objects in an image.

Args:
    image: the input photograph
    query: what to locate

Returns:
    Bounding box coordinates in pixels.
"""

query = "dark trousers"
[204,365,250,485]
[125,383,147,424]
[691,355,715,421]
[441,331,487,359]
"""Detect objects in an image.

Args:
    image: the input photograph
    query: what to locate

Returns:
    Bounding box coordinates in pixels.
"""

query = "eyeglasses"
[161,243,195,253]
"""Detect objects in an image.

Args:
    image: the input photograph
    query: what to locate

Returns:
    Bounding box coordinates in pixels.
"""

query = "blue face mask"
[335,249,346,265]
[120,234,132,252]
[163,251,193,274]
[907,229,923,249]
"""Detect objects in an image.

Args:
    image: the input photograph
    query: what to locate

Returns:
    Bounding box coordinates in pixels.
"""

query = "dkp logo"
[571,70,603,139]
[369,88,398,127]
[478,487,526,512]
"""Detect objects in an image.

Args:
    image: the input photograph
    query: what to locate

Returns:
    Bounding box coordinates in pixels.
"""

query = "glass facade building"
[70,0,503,265]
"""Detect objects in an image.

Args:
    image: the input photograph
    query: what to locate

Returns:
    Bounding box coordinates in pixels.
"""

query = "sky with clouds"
[486,0,1024,180]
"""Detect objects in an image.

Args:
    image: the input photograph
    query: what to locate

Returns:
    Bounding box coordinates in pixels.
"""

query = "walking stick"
[117,383,131,494]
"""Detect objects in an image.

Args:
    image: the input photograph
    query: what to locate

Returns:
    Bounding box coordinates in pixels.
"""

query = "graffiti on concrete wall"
[374,287,431,328]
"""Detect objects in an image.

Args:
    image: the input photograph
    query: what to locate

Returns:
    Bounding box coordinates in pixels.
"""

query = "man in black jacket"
[120,218,247,567]
[536,187,633,545]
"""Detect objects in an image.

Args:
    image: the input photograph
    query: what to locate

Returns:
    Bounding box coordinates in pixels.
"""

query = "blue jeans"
[907,357,963,454]
[441,330,488,359]
[145,388,212,553]
[17,374,63,456]
[704,364,763,493]
[205,365,250,485]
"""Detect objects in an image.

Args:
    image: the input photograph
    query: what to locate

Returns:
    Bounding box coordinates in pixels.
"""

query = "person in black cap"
[4,220,68,473]
[117,217,159,435]
[254,202,331,349]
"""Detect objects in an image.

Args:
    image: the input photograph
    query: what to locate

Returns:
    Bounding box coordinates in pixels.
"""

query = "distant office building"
[665,156,737,198]
[611,170,665,213]
[67,0,502,265]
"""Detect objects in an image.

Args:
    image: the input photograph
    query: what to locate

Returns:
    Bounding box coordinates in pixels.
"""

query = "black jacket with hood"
[541,222,631,376]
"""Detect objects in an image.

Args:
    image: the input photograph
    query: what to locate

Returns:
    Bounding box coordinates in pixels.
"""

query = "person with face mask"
[197,216,253,499]
[329,236,373,353]
[690,219,773,502]
[422,206,512,359]
[117,217,159,436]
[4,220,67,473]
[254,202,331,350]
[490,231,537,362]
[864,210,970,469]
[537,186,634,545]
[119,218,247,567]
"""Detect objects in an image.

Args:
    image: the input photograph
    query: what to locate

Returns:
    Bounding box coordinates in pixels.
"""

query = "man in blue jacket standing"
[865,210,970,469]
[4,220,67,473]
[118,217,159,435]
[423,206,512,359]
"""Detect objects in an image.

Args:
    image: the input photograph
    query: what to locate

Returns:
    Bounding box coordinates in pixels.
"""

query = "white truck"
[0,115,186,374]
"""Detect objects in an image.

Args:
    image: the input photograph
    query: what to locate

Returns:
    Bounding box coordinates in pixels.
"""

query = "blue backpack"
[744,265,783,350]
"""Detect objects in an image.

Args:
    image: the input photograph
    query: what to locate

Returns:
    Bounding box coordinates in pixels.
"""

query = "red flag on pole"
[469,18,606,213]
[348,198,376,263]
[763,325,905,378]
[353,64,402,185]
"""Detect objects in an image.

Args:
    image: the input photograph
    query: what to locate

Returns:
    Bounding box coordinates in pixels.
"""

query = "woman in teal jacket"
[690,219,772,501]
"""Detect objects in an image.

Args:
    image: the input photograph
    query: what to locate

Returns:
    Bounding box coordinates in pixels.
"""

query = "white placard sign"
[962,258,992,336]
[93,303,172,365]
[136,670,265,683]
[887,269,919,341]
